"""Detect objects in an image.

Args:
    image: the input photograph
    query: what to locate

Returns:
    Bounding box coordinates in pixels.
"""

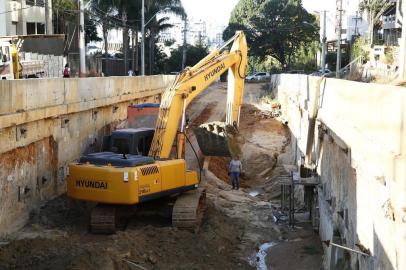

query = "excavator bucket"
[193,121,242,157]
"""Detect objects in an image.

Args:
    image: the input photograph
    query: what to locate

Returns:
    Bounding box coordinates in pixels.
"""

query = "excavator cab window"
[112,138,130,159]
[137,137,145,155]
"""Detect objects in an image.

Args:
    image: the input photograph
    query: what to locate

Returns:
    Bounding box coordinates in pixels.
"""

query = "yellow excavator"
[67,31,248,233]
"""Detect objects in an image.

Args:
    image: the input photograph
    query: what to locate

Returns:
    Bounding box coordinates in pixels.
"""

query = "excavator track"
[172,188,207,232]
[90,205,135,234]
[90,204,117,234]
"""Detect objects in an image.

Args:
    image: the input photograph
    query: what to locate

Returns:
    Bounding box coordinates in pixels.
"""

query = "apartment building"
[381,0,401,45]
[0,0,52,36]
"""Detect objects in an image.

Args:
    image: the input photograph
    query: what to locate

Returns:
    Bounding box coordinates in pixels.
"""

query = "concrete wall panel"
[273,74,406,270]
[0,75,174,234]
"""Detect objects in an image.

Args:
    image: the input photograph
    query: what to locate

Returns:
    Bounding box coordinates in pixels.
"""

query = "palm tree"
[89,0,116,56]
[144,0,185,74]
[90,0,185,74]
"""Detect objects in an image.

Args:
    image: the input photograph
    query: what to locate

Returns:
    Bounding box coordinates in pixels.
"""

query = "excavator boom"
[149,31,248,159]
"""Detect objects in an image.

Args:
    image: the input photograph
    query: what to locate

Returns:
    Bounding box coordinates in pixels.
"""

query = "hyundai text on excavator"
[67,31,248,233]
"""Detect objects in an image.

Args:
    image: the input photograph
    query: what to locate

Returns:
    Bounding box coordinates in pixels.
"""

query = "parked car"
[246,72,271,82]
[311,68,333,77]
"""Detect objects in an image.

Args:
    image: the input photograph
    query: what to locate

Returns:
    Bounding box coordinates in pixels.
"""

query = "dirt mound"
[0,204,252,270]
[208,104,290,190]
[29,195,90,230]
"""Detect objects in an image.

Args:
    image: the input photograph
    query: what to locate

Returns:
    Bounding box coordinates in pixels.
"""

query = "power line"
[0,5,34,15]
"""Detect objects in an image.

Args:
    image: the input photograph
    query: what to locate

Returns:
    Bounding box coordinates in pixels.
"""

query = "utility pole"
[45,0,49,34]
[353,11,362,37]
[336,0,343,78]
[132,29,135,74]
[123,12,128,75]
[321,10,327,73]
[78,0,86,77]
[141,0,145,76]
[182,15,187,70]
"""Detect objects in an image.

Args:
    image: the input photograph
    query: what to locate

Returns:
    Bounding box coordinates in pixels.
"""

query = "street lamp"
[141,5,170,76]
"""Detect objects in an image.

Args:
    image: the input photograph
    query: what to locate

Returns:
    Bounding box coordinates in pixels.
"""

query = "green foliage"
[164,45,209,73]
[359,0,388,17]
[52,0,101,43]
[326,51,350,70]
[384,47,394,65]
[289,40,319,73]
[223,0,319,67]
[352,37,369,62]
[85,13,102,43]
[247,56,281,74]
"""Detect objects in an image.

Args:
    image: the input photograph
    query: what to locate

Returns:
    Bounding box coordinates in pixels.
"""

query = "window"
[36,23,45,34]
[25,0,44,7]
[0,46,10,63]
[27,23,36,35]
[4,47,10,61]
[10,22,17,35]
[138,138,145,155]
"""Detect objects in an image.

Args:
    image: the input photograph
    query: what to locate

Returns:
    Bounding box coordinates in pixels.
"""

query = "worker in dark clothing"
[63,64,70,78]
[229,156,243,190]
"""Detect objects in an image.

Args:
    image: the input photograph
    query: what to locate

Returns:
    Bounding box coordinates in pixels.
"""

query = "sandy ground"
[0,82,322,270]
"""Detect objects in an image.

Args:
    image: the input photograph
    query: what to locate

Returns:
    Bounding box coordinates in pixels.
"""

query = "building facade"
[0,0,52,36]
[381,0,402,45]
[159,17,225,49]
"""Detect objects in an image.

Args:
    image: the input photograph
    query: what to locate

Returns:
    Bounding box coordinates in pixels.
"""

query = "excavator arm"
[149,31,248,159]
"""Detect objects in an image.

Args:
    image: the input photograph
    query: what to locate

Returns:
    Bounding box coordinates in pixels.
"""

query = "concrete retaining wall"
[273,74,406,270]
[0,75,174,234]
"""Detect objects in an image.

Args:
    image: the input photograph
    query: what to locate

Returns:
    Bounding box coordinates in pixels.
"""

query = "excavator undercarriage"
[89,188,206,234]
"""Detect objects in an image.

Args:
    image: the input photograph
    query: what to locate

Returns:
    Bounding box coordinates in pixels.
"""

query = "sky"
[302,0,360,13]
[181,0,239,26]
[181,0,361,26]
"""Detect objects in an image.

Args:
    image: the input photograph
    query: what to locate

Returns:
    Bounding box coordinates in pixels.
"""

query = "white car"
[246,72,271,81]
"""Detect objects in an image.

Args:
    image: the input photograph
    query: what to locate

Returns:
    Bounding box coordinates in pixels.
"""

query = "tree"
[89,0,116,55]
[85,12,102,44]
[359,0,393,45]
[53,0,101,47]
[164,44,209,72]
[52,0,76,35]
[144,0,185,74]
[223,0,318,68]
[109,0,184,74]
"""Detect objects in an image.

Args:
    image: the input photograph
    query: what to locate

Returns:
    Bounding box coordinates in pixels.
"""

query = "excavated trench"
[0,82,322,270]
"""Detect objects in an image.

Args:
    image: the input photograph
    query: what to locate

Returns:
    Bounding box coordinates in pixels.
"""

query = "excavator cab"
[102,128,155,156]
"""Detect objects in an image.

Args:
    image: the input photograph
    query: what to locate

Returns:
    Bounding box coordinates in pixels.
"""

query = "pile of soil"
[0,202,252,270]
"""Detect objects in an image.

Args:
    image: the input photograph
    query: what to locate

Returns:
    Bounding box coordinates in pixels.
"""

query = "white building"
[159,17,225,49]
[381,0,401,45]
[0,0,52,36]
